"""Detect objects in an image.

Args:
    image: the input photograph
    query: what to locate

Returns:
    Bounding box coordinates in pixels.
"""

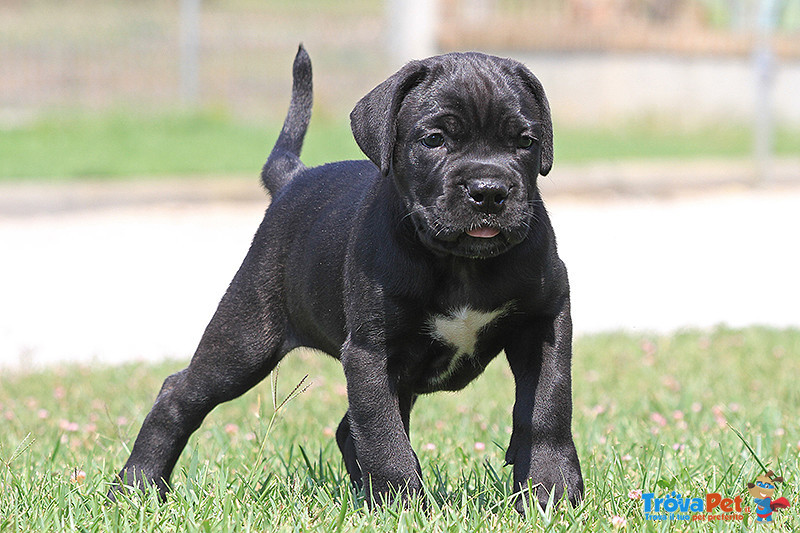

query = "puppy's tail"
[261,44,313,194]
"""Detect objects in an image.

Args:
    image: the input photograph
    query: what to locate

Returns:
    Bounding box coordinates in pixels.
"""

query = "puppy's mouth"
[466,226,500,239]
[410,217,524,259]
[403,191,532,258]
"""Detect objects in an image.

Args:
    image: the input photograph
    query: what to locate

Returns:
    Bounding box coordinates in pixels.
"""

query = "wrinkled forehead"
[398,57,539,132]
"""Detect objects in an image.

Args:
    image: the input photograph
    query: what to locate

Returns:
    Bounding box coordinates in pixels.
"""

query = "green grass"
[0,111,364,181]
[555,122,800,163]
[1,327,799,531]
[1,111,798,181]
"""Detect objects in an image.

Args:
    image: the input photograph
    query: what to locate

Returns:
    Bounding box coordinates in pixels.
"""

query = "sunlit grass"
[1,110,798,180]
[1,327,798,531]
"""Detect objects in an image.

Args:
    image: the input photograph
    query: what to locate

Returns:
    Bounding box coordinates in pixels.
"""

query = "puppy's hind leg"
[336,412,362,488]
[110,269,292,500]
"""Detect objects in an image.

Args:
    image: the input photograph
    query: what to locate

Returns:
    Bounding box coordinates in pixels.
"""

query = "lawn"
[1,327,798,531]
[0,112,365,181]
[1,111,799,180]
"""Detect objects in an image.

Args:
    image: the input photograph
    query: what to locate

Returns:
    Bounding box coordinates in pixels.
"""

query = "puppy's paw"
[363,468,426,510]
[510,441,583,514]
[106,466,170,503]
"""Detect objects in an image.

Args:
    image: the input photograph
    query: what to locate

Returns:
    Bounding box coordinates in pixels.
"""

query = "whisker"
[400,204,437,223]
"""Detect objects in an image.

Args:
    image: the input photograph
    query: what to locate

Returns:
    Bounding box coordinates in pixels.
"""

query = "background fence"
[440,0,800,56]
[0,0,387,123]
[2,0,799,126]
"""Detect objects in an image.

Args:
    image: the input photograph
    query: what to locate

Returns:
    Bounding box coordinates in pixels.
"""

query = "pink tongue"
[467,227,500,238]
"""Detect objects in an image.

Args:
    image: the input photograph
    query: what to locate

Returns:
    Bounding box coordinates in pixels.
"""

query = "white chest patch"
[425,305,511,384]
[427,304,512,353]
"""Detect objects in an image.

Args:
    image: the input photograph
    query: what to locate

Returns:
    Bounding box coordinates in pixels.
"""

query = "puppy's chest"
[422,303,511,385]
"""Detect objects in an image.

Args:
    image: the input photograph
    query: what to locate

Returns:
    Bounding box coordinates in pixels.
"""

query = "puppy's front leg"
[341,337,422,507]
[504,296,584,513]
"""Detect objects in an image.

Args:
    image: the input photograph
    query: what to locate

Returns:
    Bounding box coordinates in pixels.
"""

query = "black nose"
[465,179,509,214]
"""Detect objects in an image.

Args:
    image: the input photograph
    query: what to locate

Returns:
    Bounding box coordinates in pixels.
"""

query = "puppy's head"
[351,52,553,259]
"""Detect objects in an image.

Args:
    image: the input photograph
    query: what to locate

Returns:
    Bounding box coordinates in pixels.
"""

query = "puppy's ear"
[515,66,554,176]
[350,62,428,175]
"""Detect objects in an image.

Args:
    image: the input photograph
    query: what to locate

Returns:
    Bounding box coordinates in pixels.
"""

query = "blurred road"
[1,165,799,371]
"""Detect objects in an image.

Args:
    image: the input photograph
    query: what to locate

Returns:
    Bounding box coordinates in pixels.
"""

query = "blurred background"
[1,0,799,368]
[1,0,799,177]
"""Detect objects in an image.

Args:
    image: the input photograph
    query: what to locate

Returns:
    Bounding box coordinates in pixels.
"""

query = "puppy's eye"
[421,133,445,148]
[517,135,536,149]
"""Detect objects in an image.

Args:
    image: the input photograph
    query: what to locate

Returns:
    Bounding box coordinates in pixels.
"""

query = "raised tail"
[261,44,313,194]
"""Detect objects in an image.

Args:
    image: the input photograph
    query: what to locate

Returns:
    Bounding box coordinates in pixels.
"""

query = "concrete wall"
[516,52,800,127]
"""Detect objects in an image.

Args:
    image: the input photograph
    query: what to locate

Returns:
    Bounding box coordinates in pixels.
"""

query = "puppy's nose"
[465,179,509,214]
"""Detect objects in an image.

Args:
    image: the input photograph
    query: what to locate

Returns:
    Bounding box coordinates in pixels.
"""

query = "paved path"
[1,173,799,371]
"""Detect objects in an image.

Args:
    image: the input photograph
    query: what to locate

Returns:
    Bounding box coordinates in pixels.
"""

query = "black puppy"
[112,45,583,512]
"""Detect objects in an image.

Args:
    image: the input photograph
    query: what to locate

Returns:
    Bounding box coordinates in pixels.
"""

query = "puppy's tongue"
[467,227,500,238]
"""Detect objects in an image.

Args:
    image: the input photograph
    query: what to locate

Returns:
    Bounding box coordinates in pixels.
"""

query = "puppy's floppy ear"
[514,65,554,176]
[350,61,428,175]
